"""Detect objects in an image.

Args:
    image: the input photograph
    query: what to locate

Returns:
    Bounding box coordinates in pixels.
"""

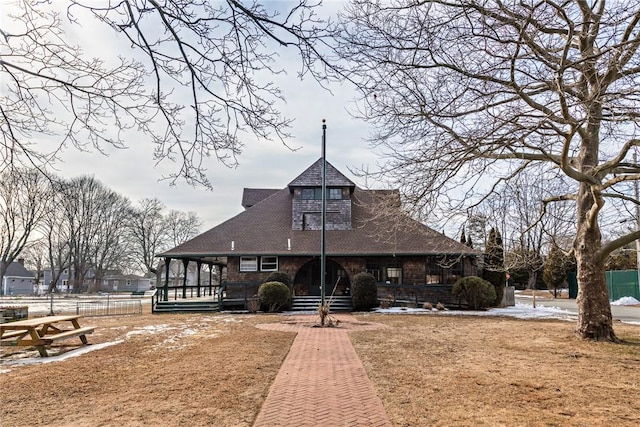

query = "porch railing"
[151,282,260,312]
[376,283,463,308]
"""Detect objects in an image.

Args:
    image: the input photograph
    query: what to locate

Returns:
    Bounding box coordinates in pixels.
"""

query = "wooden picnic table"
[0,315,94,357]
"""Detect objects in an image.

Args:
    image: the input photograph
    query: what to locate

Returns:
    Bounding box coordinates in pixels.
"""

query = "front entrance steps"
[291,296,352,312]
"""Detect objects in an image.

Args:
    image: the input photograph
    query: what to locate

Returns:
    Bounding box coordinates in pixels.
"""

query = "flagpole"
[321,119,327,318]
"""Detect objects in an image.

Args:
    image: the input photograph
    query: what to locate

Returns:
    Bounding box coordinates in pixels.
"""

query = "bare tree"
[19,240,47,288]
[0,168,48,293]
[59,176,132,292]
[165,209,202,248]
[486,169,575,289]
[337,1,640,340]
[128,198,169,274]
[1,0,332,183]
[40,179,73,293]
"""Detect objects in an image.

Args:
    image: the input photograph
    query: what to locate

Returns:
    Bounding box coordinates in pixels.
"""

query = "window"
[425,256,442,284]
[386,266,402,285]
[240,256,258,272]
[301,188,315,200]
[366,262,382,282]
[300,187,343,200]
[260,256,278,271]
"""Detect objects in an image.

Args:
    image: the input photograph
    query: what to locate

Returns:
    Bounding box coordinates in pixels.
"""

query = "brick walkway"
[253,314,392,427]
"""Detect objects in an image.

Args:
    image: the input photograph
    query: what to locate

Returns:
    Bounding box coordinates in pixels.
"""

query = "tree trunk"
[575,244,616,341]
[527,270,538,290]
[574,187,617,341]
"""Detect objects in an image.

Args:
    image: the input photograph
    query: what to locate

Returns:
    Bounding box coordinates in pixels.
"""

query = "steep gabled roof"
[288,159,355,188]
[5,262,35,278]
[160,185,477,258]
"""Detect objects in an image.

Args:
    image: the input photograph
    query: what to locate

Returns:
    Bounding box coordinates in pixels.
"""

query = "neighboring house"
[1,259,36,295]
[40,267,83,294]
[38,268,153,294]
[159,159,479,299]
[100,273,153,293]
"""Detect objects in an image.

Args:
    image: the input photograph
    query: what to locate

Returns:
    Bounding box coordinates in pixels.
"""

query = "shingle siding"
[292,199,352,230]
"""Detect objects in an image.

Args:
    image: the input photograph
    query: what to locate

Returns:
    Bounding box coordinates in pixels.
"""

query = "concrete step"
[291,296,352,311]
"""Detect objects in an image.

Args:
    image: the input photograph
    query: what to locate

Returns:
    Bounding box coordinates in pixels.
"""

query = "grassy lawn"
[1,311,638,426]
[352,313,640,426]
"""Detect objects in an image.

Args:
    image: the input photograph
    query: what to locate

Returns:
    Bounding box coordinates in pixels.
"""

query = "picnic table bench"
[0,315,94,357]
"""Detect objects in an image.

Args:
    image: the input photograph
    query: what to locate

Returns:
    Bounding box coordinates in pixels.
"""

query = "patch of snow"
[126,324,172,337]
[374,303,578,322]
[2,340,123,369]
[611,296,640,306]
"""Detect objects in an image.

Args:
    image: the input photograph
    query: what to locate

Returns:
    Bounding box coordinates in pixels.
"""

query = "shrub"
[423,302,433,310]
[452,276,497,310]
[351,272,378,311]
[436,302,446,311]
[258,281,292,312]
[265,271,292,288]
[379,298,393,309]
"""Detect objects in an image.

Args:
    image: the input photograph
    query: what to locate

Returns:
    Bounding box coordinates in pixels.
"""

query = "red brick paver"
[253,314,392,427]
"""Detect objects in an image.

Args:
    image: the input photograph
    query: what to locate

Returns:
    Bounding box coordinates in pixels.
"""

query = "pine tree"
[483,227,505,306]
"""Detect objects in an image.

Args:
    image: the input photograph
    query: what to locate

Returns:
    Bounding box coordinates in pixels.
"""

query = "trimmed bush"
[452,276,497,310]
[351,272,378,311]
[265,271,292,288]
[258,281,292,312]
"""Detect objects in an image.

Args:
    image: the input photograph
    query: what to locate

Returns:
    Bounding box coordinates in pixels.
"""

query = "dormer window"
[328,188,342,200]
[301,187,343,200]
[301,188,316,200]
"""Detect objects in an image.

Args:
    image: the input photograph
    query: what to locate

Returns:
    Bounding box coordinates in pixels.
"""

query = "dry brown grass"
[0,312,295,427]
[1,311,639,426]
[351,313,640,427]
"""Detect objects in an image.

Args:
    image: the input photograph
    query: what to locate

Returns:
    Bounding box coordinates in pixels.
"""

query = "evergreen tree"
[483,227,505,306]
[460,229,467,245]
[543,244,576,298]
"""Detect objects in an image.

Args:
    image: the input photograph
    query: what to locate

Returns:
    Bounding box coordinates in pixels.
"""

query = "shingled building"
[157,159,479,311]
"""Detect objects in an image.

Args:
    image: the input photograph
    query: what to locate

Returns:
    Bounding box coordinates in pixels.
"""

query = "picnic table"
[0,315,94,357]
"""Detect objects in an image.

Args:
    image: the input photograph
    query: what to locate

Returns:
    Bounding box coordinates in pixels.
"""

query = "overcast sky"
[10,1,384,232]
[57,68,379,231]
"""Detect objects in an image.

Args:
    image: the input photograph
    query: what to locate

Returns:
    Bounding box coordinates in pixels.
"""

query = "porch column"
[197,261,202,297]
[208,264,213,296]
[182,259,189,299]
[163,257,171,302]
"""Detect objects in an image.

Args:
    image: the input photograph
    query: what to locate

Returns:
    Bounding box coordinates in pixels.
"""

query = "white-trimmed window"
[386,267,402,285]
[261,256,278,271]
[240,256,258,272]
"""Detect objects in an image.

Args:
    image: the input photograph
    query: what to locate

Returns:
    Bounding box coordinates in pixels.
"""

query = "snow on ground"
[374,303,579,321]
[611,296,640,306]
[0,340,123,371]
